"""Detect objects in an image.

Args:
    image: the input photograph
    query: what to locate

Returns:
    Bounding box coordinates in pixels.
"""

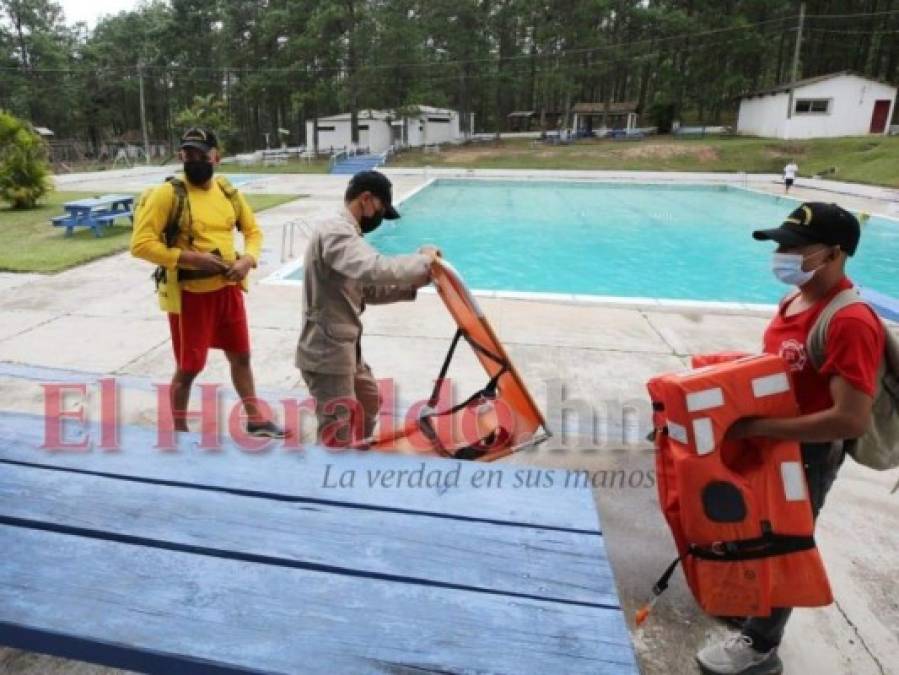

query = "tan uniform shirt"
[295,208,431,374]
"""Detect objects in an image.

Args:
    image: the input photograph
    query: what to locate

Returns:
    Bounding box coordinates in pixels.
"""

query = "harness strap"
[652,556,681,596]
[688,532,816,562]
[418,328,513,460]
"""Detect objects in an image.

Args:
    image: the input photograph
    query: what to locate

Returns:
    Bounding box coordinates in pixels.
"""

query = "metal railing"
[280,218,315,263]
[328,147,348,172]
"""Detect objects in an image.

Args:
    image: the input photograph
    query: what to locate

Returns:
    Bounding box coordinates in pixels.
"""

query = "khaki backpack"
[807,287,899,470]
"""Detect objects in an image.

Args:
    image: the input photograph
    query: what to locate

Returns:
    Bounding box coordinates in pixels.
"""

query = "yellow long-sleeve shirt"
[130,176,263,294]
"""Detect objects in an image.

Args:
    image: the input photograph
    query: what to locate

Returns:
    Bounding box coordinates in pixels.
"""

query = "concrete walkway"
[1,168,897,674]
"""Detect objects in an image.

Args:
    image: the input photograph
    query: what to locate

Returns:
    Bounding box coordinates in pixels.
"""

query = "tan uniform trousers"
[301,362,381,447]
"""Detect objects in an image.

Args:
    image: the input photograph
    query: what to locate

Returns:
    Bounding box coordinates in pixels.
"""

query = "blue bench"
[52,195,134,238]
[0,410,638,674]
[92,210,133,226]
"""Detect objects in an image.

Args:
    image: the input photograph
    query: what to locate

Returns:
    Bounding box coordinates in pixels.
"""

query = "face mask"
[771,249,827,286]
[360,213,383,234]
[359,200,384,234]
[183,160,214,186]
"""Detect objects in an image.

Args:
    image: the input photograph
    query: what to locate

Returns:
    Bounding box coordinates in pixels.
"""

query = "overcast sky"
[59,0,144,29]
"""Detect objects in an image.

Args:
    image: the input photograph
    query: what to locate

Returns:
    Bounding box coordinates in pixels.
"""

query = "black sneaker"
[246,420,289,439]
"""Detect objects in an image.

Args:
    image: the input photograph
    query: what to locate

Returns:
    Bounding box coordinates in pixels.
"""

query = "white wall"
[737,92,790,137]
[361,120,392,153]
[407,120,424,147]
[737,74,897,139]
[305,119,350,152]
[305,118,392,153]
[420,111,461,145]
[306,108,467,151]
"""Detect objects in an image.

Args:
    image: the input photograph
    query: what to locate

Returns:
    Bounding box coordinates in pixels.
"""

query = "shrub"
[0,111,52,209]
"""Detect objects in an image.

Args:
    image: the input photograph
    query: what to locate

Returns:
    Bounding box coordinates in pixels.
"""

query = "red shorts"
[168,285,251,373]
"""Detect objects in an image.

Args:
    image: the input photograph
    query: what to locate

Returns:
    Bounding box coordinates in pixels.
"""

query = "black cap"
[348,170,400,219]
[753,202,861,256]
[179,127,218,154]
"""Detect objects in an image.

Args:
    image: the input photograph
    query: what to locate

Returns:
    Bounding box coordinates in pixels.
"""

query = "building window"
[358,125,369,131]
[794,99,830,114]
[426,117,450,124]
[316,125,336,132]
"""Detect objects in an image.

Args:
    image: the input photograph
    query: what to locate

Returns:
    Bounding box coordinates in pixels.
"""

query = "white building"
[736,71,896,139]
[306,106,471,153]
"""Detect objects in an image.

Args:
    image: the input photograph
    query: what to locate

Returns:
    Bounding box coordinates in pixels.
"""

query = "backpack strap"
[215,175,243,231]
[158,175,241,251]
[806,287,870,371]
[163,176,189,247]
[779,289,800,310]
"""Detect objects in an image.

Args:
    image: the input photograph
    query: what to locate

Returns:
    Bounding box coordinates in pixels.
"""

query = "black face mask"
[360,212,384,234]
[183,160,214,185]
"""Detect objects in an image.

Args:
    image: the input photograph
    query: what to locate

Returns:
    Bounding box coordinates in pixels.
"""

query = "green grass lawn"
[0,191,301,273]
[389,135,899,187]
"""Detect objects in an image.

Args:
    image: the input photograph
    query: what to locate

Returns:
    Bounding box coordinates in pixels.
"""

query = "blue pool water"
[365,179,899,304]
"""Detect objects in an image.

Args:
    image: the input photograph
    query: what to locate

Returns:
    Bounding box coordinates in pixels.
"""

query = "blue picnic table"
[51,194,134,237]
[0,410,638,674]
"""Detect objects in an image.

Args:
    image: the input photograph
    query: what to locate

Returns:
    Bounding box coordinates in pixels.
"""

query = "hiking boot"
[697,634,783,675]
[246,420,289,439]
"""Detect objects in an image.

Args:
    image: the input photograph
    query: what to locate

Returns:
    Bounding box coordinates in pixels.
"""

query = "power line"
[2,9,895,77]
[0,15,798,75]
[0,26,788,87]
[805,8,899,19]
[804,28,899,35]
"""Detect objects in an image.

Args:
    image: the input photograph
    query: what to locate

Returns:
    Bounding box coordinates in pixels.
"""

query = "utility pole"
[790,2,805,84]
[138,60,150,164]
[786,2,805,125]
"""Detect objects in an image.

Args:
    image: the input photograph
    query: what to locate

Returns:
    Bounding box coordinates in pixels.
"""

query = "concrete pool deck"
[1,167,897,674]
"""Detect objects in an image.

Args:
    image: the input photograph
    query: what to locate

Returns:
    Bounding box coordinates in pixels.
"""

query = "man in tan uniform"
[296,171,437,446]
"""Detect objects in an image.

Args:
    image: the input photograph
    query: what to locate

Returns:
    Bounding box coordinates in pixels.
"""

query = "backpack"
[806,287,899,470]
[134,175,244,311]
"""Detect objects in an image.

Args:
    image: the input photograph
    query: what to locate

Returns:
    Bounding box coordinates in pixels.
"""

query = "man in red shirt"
[697,202,885,675]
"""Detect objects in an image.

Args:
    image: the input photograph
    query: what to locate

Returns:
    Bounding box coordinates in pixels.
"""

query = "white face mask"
[771,249,828,286]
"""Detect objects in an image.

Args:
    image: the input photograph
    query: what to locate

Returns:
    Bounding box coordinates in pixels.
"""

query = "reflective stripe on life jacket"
[646,353,833,618]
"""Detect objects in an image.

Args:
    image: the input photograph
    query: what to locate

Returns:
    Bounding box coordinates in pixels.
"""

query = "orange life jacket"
[357,259,550,461]
[643,353,832,619]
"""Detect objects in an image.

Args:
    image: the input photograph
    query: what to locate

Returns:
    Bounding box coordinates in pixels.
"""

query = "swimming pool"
[283,179,899,307]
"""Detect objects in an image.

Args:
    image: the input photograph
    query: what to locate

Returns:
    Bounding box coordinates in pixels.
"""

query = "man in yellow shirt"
[131,127,286,438]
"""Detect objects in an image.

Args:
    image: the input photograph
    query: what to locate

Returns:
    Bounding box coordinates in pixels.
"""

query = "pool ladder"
[280,218,315,262]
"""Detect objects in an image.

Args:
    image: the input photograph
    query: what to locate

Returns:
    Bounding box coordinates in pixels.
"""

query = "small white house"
[737,71,896,139]
[306,109,392,154]
[306,106,471,153]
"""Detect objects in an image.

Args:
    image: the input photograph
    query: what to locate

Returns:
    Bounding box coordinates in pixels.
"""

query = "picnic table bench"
[0,410,638,674]
[51,194,134,237]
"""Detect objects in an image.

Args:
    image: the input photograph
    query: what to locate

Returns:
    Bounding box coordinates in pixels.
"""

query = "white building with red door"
[736,71,896,139]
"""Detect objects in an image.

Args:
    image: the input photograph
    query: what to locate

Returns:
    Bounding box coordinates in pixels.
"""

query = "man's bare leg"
[170,369,198,432]
[225,350,263,422]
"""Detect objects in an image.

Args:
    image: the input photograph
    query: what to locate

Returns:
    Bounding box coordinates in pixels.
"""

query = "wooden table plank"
[0,462,618,607]
[0,411,599,531]
[0,525,638,674]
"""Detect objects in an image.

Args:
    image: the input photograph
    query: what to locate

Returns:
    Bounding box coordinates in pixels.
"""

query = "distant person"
[783,160,798,193]
[296,170,439,447]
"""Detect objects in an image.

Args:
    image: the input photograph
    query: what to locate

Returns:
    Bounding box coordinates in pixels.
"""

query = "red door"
[870,99,891,133]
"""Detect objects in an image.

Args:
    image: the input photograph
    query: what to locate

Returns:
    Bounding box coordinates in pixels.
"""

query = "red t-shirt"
[763,277,884,415]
